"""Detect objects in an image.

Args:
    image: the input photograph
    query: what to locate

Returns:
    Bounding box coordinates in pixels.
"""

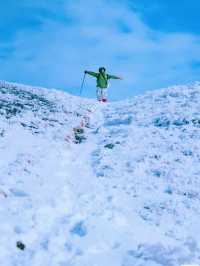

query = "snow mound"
[1,80,200,266]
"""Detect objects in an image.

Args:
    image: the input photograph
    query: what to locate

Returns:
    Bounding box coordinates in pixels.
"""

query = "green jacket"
[86,71,120,89]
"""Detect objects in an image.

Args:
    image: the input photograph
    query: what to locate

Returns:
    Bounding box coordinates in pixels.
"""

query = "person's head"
[99,67,106,74]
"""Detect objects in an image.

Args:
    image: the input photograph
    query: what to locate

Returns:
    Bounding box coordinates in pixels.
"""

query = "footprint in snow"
[10,188,28,197]
[104,116,133,127]
[70,221,87,237]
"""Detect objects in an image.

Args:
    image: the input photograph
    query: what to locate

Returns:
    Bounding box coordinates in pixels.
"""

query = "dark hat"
[99,67,106,73]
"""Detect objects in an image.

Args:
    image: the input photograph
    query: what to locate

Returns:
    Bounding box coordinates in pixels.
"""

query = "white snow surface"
[0,80,200,266]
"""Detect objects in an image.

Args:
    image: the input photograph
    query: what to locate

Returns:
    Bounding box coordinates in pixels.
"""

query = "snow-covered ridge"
[1,80,200,266]
[0,80,95,138]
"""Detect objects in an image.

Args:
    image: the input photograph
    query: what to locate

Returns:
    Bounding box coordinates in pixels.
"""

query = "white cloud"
[1,0,200,100]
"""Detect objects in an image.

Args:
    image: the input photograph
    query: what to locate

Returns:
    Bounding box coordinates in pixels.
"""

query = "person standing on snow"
[85,67,122,102]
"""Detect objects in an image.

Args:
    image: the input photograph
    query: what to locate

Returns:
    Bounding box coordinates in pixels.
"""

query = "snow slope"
[1,80,200,266]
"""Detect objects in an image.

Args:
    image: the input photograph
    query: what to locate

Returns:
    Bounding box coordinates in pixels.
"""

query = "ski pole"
[79,73,86,96]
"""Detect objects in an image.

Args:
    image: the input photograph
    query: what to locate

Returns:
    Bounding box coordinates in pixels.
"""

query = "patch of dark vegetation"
[41,117,64,126]
[154,117,170,128]
[73,127,86,144]
[173,118,189,126]
[154,116,200,128]
[0,99,24,118]
[104,143,115,149]
[0,85,56,119]
[16,241,26,251]
[0,129,5,137]
[21,122,39,130]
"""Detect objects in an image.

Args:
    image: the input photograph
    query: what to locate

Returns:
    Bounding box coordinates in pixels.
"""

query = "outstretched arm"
[107,74,123,80]
[85,71,98,78]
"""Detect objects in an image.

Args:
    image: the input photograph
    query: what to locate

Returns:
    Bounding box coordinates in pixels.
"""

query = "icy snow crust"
[0,80,200,265]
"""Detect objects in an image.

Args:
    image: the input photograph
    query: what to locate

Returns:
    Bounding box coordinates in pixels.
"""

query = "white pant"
[96,88,107,101]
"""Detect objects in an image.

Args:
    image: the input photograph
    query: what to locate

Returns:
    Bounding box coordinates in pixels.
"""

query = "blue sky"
[1,0,200,100]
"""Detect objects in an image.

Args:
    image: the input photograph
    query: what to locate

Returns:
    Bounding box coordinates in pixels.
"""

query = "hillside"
[0,80,200,266]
